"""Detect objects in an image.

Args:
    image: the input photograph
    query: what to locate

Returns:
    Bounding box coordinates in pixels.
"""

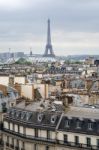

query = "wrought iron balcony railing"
[2,128,99,150]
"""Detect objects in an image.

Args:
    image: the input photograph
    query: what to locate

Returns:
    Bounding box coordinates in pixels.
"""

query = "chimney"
[9,75,14,87]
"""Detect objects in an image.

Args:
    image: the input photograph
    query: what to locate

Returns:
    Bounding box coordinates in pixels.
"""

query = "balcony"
[6,142,9,147]
[57,140,98,150]
[0,140,4,145]
[15,146,20,150]
[3,128,56,144]
[0,140,4,149]
[10,144,14,149]
[2,128,99,150]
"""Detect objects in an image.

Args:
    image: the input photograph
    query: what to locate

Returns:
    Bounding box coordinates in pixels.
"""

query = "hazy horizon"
[0,0,99,55]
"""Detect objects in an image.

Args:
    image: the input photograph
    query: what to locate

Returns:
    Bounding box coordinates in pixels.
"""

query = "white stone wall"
[4,121,9,129]
[19,126,24,134]
[57,131,99,146]
[38,129,47,138]
[0,76,9,86]
[51,131,56,140]
[14,77,26,85]
[21,84,34,100]
[26,128,35,137]
[0,76,26,86]
[10,123,13,130]
[14,124,18,132]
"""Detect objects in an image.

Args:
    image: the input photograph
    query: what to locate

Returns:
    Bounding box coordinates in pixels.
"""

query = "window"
[21,112,26,120]
[12,138,14,147]
[88,123,93,130]
[11,103,14,107]
[86,137,91,147]
[65,120,70,128]
[11,109,15,117]
[18,125,20,133]
[97,139,99,148]
[47,130,50,139]
[34,144,37,150]
[75,136,79,145]
[26,112,32,121]
[23,127,26,135]
[64,134,68,143]
[51,115,57,124]
[38,114,43,122]
[76,121,81,129]
[8,123,10,130]
[22,142,25,149]
[16,111,20,118]
[16,139,19,147]
[13,123,14,131]
[35,129,38,137]
[7,136,9,144]
[46,146,49,150]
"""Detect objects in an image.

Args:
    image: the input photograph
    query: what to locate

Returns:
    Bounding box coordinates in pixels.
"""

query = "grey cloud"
[0,0,99,54]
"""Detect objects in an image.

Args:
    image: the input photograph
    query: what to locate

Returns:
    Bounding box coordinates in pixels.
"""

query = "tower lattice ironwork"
[43,19,55,57]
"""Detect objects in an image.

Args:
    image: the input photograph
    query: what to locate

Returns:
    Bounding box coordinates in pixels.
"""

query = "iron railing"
[2,128,99,150]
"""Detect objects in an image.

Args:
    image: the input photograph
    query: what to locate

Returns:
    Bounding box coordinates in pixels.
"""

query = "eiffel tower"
[43,19,55,57]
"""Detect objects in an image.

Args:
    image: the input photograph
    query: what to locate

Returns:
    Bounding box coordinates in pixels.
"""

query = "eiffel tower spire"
[47,19,51,45]
[43,19,55,57]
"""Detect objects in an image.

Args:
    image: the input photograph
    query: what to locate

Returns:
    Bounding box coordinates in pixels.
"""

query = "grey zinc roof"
[6,108,62,130]
[64,106,99,120]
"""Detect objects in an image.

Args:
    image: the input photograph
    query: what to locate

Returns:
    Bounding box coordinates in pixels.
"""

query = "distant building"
[0,76,26,86]
[94,60,99,66]
[13,52,25,58]
[30,51,33,56]
[85,57,94,65]
[0,52,24,60]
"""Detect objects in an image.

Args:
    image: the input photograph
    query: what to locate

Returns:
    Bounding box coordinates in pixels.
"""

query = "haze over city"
[0,0,99,55]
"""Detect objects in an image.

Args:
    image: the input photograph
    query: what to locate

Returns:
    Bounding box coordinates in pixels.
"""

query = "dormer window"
[16,111,20,118]
[65,120,70,128]
[88,122,93,130]
[38,114,43,122]
[51,115,57,124]
[11,109,15,117]
[26,112,32,121]
[8,109,11,116]
[76,121,81,129]
[21,112,26,120]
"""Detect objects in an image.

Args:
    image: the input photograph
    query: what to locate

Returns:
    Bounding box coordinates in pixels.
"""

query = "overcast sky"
[0,0,99,55]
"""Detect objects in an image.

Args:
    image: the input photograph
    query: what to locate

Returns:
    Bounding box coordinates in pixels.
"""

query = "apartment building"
[1,102,99,150]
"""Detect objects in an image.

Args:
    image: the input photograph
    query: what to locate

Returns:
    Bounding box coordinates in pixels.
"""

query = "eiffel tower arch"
[43,19,55,57]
